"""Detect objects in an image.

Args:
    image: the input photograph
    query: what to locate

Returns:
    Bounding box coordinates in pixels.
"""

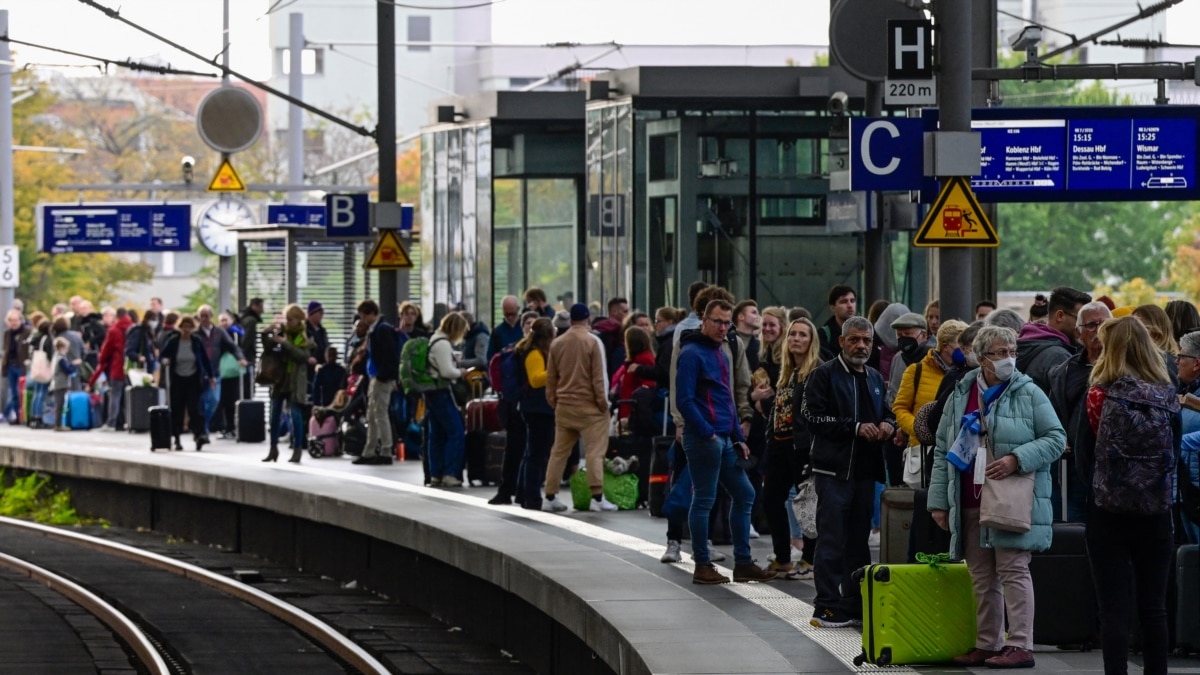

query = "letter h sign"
[888,19,933,80]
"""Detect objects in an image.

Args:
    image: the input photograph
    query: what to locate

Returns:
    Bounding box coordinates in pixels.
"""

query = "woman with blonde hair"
[1084,316,1178,675]
[259,304,314,462]
[760,317,822,579]
[425,311,469,487]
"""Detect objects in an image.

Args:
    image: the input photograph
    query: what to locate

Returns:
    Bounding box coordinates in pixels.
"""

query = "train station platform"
[0,425,1193,674]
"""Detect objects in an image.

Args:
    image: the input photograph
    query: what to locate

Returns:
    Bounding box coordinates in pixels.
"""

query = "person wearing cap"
[306,301,329,371]
[541,303,617,512]
[552,310,571,336]
[885,312,928,408]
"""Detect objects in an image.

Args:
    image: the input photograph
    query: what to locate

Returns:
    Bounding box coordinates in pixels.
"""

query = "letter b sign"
[324,194,370,239]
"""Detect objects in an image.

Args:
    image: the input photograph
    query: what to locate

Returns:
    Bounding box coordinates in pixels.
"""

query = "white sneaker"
[708,542,727,562]
[748,526,760,539]
[542,497,568,513]
[589,495,618,512]
[660,540,682,563]
[868,529,881,547]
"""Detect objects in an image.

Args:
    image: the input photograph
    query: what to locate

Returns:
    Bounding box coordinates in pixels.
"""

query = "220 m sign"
[885,77,938,106]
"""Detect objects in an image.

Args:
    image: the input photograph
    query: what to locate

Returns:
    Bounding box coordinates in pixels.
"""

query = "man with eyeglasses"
[675,298,774,585]
[1048,301,1111,522]
[801,315,894,627]
[1175,332,1200,398]
[1016,286,1091,396]
[487,296,524,360]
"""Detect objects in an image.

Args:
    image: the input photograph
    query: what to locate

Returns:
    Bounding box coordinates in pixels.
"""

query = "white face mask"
[148,321,159,330]
[966,352,980,368]
[991,356,1016,381]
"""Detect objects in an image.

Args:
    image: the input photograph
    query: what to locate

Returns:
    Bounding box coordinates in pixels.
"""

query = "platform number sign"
[0,246,17,288]
[885,19,937,106]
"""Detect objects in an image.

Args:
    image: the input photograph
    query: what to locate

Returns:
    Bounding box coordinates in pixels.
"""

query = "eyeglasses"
[1080,320,1104,331]
[985,349,1018,359]
[705,318,734,329]
[503,312,518,318]
[1176,353,1200,361]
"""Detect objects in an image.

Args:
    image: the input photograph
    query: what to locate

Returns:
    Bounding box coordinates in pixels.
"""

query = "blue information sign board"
[267,204,325,227]
[918,106,1200,203]
[38,203,191,253]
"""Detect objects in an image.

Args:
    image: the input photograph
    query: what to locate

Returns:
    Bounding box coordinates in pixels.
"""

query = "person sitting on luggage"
[261,305,315,463]
[928,325,1065,669]
[160,316,215,451]
[311,347,347,408]
[611,326,657,421]
[1083,316,1180,675]
[49,337,78,431]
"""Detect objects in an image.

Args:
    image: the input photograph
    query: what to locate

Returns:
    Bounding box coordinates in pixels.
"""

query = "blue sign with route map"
[38,203,191,254]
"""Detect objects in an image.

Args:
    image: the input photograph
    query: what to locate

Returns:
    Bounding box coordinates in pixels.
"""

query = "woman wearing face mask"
[124,310,160,376]
[892,320,969,488]
[928,325,1065,670]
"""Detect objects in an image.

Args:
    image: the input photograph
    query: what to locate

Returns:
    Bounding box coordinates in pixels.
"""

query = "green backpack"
[398,337,445,394]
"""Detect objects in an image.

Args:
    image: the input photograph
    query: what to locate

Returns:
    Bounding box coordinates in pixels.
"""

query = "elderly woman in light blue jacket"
[928,325,1065,670]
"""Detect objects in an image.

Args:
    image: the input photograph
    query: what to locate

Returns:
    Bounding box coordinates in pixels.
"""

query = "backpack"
[398,336,446,394]
[1093,377,1180,515]
[496,347,527,401]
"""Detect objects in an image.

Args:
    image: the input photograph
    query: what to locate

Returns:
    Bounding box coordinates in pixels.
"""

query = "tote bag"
[976,388,1034,533]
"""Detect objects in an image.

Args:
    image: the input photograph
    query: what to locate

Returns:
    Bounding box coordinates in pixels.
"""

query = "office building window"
[408,16,431,51]
[277,48,324,75]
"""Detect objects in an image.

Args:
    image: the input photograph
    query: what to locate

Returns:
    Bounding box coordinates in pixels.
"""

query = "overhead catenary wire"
[375,0,505,9]
[73,0,375,140]
[0,35,218,78]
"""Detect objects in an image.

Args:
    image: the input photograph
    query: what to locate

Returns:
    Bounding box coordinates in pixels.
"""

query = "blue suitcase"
[64,391,92,430]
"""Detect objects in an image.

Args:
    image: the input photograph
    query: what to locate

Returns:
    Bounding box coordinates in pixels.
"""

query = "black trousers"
[763,438,806,564]
[1086,505,1174,675]
[169,371,203,441]
[496,398,526,499]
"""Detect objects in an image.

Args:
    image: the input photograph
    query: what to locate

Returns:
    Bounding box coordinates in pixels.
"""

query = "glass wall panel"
[420,133,435,315]
[526,178,577,310]
[585,103,634,308]
[433,132,448,314]
[493,177,523,322]
[461,127,478,318]
[447,129,463,311]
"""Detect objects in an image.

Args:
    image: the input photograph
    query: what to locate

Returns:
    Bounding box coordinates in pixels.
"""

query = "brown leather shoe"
[692,564,730,585]
[984,646,1035,669]
[951,648,1000,666]
[732,563,776,582]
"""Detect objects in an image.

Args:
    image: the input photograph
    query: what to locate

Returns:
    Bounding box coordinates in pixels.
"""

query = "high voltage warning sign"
[913,176,999,247]
[364,229,413,270]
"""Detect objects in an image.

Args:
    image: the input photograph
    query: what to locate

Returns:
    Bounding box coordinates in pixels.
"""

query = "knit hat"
[553,310,571,330]
[307,301,323,314]
[569,303,590,322]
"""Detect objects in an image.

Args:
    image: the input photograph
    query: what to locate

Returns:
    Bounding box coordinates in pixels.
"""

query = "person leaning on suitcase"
[261,305,315,463]
[159,316,216,451]
[928,325,1066,669]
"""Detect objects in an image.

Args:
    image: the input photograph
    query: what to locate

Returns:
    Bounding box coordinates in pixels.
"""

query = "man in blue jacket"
[676,298,774,585]
[354,300,397,466]
[802,315,895,627]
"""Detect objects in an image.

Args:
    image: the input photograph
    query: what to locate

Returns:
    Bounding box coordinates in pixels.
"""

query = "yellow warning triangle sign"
[207,158,246,192]
[363,229,414,270]
[913,176,999,248]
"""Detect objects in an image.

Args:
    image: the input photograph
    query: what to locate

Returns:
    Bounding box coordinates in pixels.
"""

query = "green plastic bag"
[569,469,592,511]
[603,472,639,511]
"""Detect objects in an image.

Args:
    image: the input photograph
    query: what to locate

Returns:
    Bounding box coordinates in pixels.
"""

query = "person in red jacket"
[611,326,657,420]
[87,309,133,430]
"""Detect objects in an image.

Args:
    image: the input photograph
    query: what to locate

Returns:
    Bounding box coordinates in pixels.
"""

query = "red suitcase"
[465,396,501,433]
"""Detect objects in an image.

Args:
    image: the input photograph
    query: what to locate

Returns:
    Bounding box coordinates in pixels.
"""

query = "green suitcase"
[853,560,977,666]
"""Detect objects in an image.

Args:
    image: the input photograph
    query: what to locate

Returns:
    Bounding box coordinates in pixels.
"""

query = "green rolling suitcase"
[853,560,977,666]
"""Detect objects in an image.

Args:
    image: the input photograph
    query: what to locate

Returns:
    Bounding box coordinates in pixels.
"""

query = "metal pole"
[377,0,398,324]
[863,81,886,304]
[288,13,304,203]
[936,0,973,324]
[0,10,13,315]
[217,0,232,313]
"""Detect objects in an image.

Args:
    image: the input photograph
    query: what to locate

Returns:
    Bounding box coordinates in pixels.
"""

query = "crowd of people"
[5,283,1200,674]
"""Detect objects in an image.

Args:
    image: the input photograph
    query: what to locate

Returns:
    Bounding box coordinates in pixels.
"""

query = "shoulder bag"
[976,385,1035,533]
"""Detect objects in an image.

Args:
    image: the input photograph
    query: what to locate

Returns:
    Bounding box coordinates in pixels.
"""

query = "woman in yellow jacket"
[513,318,558,510]
[892,319,969,487]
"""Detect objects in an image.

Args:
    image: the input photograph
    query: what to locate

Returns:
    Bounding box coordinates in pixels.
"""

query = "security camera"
[181,156,195,184]
[1010,26,1042,52]
[828,91,849,116]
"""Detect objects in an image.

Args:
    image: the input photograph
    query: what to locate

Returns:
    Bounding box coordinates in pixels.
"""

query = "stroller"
[307,405,345,458]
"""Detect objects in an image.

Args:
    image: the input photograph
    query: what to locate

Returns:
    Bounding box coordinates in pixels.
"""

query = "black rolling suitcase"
[648,436,673,517]
[1030,521,1097,648]
[484,431,506,485]
[126,385,159,432]
[149,370,172,451]
[1178,544,1200,654]
[236,400,266,443]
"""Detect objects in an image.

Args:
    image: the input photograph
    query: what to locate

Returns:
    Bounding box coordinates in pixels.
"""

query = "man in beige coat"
[542,303,617,512]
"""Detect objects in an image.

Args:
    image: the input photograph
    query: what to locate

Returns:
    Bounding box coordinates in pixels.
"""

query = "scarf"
[946,378,1007,472]
[285,330,306,375]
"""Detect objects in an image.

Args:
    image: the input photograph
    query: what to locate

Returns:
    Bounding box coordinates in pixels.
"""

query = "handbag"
[219,351,245,379]
[902,445,926,489]
[448,377,471,408]
[255,348,286,387]
[976,386,1035,533]
[791,474,819,539]
[29,350,52,384]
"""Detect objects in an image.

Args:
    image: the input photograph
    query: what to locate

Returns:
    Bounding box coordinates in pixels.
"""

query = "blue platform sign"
[917,106,1200,203]
[38,203,191,253]
[848,117,924,191]
[325,193,370,239]
[267,204,325,227]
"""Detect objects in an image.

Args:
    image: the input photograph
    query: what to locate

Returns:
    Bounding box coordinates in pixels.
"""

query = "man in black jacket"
[802,315,894,628]
[354,299,396,465]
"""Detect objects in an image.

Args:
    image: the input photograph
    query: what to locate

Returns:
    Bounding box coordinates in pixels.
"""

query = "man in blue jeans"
[801,315,893,627]
[675,298,774,585]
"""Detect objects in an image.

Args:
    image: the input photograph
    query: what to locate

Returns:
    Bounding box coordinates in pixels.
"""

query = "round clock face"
[198,199,254,257]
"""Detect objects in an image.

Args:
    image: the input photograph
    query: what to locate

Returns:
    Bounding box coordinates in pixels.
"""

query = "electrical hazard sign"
[207,158,246,192]
[913,176,999,247]
[363,229,413,270]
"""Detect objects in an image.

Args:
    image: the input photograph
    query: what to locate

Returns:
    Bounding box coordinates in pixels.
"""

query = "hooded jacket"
[1016,321,1073,393]
[873,302,912,378]
[676,330,745,442]
[89,314,134,386]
